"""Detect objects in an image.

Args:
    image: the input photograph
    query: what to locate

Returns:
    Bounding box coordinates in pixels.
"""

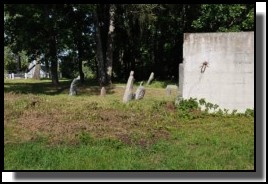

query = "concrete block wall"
[181,32,254,112]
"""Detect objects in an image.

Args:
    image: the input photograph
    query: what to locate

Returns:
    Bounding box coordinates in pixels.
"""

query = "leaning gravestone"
[69,76,80,96]
[135,81,145,100]
[147,72,154,85]
[123,71,134,103]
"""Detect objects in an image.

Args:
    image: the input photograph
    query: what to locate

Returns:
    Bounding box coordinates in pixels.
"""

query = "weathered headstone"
[135,81,145,100]
[166,85,178,96]
[123,71,134,103]
[11,73,14,79]
[69,76,80,96]
[100,86,106,96]
[166,86,171,96]
[147,72,154,85]
[135,82,145,100]
[25,73,28,79]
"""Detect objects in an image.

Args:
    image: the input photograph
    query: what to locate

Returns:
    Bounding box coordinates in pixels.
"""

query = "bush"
[175,97,254,118]
[245,108,254,117]
[177,97,199,111]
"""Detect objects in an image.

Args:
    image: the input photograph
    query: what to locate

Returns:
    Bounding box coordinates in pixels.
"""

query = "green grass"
[4,79,254,170]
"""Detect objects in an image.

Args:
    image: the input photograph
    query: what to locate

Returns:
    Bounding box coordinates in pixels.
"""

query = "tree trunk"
[49,34,59,85]
[16,54,21,72]
[95,57,99,81]
[44,5,58,85]
[44,55,50,78]
[106,4,116,85]
[33,55,41,80]
[94,8,107,86]
[77,39,85,83]
[78,56,84,83]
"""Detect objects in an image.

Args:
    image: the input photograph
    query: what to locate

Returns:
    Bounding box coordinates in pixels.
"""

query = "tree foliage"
[4,4,254,85]
[4,46,28,73]
[191,4,254,32]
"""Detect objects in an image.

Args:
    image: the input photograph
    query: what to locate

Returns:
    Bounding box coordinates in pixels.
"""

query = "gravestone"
[135,81,145,100]
[166,85,178,96]
[123,71,134,103]
[147,72,154,85]
[69,76,80,96]
[166,86,171,96]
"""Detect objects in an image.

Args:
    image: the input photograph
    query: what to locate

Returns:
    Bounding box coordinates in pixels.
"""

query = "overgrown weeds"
[4,79,254,170]
[175,97,254,120]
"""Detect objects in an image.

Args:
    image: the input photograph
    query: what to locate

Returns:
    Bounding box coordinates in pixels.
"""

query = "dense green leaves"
[4,4,254,84]
[191,4,254,32]
[4,46,28,73]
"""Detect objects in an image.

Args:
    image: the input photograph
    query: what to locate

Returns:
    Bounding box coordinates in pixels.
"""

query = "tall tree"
[4,4,67,85]
[63,4,94,83]
[32,57,41,80]
[106,4,116,85]
[5,4,254,84]
[94,5,107,86]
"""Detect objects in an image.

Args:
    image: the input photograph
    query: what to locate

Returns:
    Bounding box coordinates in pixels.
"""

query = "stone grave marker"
[123,71,134,103]
[147,72,154,85]
[69,76,80,96]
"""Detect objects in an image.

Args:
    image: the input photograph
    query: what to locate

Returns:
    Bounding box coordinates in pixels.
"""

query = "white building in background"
[26,60,49,78]
[6,60,63,80]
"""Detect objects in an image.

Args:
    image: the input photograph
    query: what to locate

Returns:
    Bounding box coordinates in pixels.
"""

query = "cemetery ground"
[4,79,254,170]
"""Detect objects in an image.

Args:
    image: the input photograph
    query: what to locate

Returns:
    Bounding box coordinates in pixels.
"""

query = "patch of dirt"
[14,106,170,146]
[117,128,170,148]
[165,101,176,112]
[117,134,132,145]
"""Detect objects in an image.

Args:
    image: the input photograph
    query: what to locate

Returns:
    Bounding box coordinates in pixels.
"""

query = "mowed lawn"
[4,79,254,170]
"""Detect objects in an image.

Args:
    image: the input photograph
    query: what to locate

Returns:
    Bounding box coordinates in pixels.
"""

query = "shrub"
[177,97,199,111]
[175,97,254,118]
[245,108,254,117]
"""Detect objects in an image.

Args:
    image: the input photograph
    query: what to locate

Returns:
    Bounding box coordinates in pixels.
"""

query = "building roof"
[27,63,47,73]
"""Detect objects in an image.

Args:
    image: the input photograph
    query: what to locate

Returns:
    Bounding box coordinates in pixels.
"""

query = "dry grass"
[4,80,176,147]
[4,79,254,170]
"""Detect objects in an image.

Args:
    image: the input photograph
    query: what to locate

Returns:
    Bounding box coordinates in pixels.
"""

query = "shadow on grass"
[4,79,115,96]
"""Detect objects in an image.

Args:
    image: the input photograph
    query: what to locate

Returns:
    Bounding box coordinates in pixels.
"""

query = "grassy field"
[4,79,254,170]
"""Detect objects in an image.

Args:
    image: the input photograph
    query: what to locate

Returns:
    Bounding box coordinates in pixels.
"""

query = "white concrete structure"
[180,32,254,112]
